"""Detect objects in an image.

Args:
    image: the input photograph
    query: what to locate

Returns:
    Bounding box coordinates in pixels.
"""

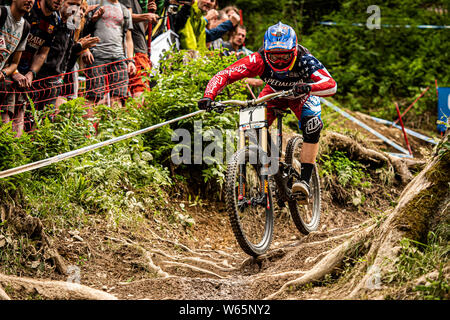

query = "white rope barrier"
[0,110,205,179]
[2,97,426,179]
[320,98,413,158]
[319,21,450,29]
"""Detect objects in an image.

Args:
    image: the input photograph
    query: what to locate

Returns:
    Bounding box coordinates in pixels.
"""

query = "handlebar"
[212,89,295,111]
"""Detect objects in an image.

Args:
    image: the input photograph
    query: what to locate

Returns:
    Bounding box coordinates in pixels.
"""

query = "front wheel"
[285,136,321,234]
[225,146,274,256]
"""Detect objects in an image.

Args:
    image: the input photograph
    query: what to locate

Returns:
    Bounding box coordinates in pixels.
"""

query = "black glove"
[293,83,311,96]
[198,97,213,112]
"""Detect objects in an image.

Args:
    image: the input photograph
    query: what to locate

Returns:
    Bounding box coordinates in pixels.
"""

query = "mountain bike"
[212,89,321,257]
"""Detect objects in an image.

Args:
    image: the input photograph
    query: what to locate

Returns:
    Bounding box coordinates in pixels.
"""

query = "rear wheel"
[285,136,321,234]
[225,146,274,256]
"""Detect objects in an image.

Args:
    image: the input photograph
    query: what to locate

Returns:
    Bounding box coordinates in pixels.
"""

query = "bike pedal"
[292,192,309,204]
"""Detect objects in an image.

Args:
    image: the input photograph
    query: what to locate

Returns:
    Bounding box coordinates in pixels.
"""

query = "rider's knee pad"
[300,116,323,144]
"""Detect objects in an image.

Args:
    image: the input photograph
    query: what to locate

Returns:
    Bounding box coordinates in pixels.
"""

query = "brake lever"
[211,102,226,114]
[282,89,295,97]
[215,105,225,114]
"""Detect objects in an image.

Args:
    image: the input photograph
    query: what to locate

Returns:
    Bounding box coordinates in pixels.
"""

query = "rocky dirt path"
[64,194,369,300]
[1,120,440,300]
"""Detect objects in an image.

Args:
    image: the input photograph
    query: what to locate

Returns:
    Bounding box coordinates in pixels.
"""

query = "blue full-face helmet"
[263,22,298,76]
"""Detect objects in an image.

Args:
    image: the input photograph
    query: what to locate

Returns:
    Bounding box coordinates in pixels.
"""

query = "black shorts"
[85,58,129,102]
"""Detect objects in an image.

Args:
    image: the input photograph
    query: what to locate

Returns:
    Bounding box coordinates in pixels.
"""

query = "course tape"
[0,110,205,179]
[369,115,438,145]
[320,98,413,158]
[319,21,450,29]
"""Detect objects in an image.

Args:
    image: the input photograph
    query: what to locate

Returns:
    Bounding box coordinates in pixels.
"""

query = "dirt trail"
[70,128,376,300]
[1,109,440,300]
[51,195,367,300]
[64,114,435,300]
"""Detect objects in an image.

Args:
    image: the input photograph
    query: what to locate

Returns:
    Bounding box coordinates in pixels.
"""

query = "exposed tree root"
[138,247,171,278]
[284,133,449,300]
[107,234,237,280]
[284,225,368,250]
[252,270,306,282]
[148,229,222,259]
[264,224,376,300]
[0,285,11,300]
[1,201,67,275]
[161,261,225,279]
[178,256,237,272]
[348,144,449,298]
[195,248,241,260]
[106,236,170,278]
[0,274,117,300]
[324,132,415,184]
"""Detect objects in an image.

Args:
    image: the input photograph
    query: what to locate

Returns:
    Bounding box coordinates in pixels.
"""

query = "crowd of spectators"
[0,0,259,136]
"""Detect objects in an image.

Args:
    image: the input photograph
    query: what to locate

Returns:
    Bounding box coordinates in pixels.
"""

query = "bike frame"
[213,89,295,211]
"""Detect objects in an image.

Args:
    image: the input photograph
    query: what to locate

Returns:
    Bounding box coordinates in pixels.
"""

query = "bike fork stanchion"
[277,114,283,158]
[238,128,246,201]
[261,126,271,210]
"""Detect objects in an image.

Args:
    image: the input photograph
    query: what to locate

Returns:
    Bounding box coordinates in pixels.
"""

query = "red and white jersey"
[204,45,337,100]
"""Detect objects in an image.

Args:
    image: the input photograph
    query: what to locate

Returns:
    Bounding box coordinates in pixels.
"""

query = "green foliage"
[146,49,248,190]
[0,49,249,229]
[222,0,449,130]
[0,98,173,228]
[385,222,449,300]
[320,151,372,188]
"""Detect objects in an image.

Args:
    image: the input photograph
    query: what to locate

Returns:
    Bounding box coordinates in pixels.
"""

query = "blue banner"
[437,87,450,133]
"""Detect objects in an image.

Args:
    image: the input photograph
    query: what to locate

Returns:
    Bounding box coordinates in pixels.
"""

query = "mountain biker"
[198,21,337,198]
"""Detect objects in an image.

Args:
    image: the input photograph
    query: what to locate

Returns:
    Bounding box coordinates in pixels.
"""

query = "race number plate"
[239,107,267,130]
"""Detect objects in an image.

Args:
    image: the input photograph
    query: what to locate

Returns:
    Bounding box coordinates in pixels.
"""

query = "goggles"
[267,51,294,64]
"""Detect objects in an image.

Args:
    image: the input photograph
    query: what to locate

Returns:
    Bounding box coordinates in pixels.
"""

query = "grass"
[384,221,449,300]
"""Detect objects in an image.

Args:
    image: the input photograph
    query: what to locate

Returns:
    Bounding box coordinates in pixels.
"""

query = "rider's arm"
[303,54,337,97]
[204,52,265,100]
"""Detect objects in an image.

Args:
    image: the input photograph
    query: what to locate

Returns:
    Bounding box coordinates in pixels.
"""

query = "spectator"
[222,5,238,17]
[7,0,61,136]
[178,0,215,50]
[121,0,158,98]
[63,0,88,101]
[206,8,226,50]
[0,0,32,128]
[35,0,99,109]
[83,0,136,112]
[223,24,252,57]
[205,7,239,44]
[152,0,192,39]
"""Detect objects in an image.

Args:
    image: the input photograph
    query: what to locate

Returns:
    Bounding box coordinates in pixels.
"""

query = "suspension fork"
[238,127,246,201]
[260,126,270,210]
[276,114,283,158]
